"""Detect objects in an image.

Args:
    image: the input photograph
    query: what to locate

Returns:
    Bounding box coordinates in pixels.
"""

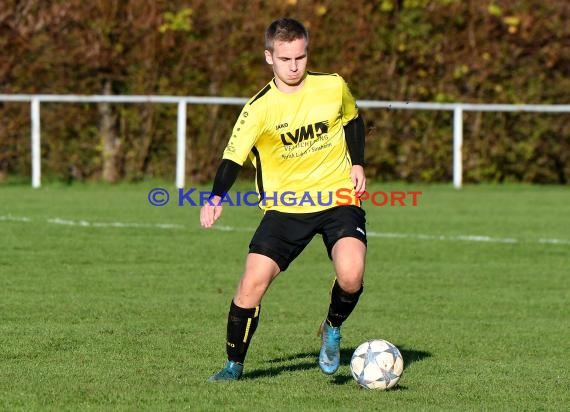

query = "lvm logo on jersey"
[279,120,329,146]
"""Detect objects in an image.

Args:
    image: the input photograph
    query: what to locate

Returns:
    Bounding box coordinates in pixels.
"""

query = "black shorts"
[249,205,367,271]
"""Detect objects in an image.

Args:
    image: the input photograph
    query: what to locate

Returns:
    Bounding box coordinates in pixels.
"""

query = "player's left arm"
[340,77,366,193]
[344,115,366,193]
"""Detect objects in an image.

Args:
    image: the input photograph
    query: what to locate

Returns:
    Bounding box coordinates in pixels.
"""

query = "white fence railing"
[1,94,569,189]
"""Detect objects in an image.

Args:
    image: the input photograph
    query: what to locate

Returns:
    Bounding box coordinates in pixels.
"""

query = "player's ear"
[264,50,273,65]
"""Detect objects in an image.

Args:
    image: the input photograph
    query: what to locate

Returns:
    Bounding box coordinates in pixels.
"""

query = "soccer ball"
[350,339,404,390]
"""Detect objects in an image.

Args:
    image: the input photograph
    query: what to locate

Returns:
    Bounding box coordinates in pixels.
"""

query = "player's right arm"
[200,98,264,228]
[200,159,242,228]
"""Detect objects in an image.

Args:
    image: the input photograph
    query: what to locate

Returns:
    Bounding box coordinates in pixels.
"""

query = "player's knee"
[336,273,364,294]
[239,275,268,294]
[336,261,364,288]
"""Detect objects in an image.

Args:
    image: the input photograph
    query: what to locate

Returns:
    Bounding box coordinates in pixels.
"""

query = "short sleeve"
[340,78,359,126]
[222,104,262,165]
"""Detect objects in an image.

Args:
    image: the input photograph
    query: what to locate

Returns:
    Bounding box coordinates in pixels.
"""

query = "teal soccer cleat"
[207,360,243,382]
[318,321,341,375]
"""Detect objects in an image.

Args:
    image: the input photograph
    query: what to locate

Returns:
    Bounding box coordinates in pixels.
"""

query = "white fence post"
[453,106,463,189]
[31,98,41,188]
[176,100,187,189]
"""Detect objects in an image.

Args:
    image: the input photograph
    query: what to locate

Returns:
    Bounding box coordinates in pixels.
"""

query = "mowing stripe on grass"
[2,215,569,246]
[0,214,183,229]
[0,214,31,222]
[47,217,184,229]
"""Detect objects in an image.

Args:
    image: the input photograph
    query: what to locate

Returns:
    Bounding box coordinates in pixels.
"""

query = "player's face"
[265,37,308,92]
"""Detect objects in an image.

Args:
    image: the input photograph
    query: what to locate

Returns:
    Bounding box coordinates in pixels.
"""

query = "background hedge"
[1,0,568,184]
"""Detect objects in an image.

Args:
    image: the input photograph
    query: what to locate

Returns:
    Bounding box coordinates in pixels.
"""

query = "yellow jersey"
[222,71,359,212]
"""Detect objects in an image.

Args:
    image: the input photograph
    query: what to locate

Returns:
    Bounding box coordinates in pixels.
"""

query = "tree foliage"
[0,0,568,184]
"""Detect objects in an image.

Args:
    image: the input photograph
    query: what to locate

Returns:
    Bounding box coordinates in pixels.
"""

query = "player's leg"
[208,211,315,382]
[208,253,280,382]
[329,236,366,323]
[226,253,280,365]
[234,253,281,308]
[318,206,367,374]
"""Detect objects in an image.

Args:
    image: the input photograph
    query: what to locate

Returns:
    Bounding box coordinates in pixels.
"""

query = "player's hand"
[200,195,223,228]
[351,165,366,194]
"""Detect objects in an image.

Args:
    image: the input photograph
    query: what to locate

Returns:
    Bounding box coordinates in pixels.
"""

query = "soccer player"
[200,17,367,381]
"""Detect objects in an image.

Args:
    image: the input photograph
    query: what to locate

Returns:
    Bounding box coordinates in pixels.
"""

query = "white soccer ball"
[350,339,404,390]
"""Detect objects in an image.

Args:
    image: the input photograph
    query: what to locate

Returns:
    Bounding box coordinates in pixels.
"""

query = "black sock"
[226,300,261,364]
[326,280,363,327]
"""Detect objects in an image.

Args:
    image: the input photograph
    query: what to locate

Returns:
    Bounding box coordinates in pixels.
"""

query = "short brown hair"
[265,18,309,52]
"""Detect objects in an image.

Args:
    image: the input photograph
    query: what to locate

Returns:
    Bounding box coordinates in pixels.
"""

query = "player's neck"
[273,76,306,94]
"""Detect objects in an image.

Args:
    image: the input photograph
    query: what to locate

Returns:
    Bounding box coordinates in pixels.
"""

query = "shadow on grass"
[244,344,431,383]
[243,351,317,380]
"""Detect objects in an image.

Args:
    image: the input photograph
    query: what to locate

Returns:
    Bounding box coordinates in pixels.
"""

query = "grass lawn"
[1,181,568,410]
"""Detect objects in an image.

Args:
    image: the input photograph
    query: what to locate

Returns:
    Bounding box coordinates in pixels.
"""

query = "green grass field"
[1,181,568,411]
